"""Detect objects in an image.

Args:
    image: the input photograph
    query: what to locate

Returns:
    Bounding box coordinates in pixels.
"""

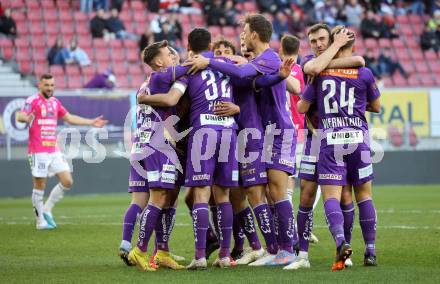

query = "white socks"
[32,189,45,224]
[43,183,69,213]
[287,188,294,205]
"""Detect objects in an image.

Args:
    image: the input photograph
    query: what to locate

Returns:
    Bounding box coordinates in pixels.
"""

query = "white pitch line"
[1,221,440,230]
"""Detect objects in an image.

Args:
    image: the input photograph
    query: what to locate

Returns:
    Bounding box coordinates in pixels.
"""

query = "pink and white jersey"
[289,63,305,139]
[21,93,68,153]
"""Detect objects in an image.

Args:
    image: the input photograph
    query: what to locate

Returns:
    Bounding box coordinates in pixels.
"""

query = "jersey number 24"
[322,80,355,115]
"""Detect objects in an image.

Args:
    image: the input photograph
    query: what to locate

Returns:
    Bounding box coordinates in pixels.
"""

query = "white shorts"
[28,152,70,178]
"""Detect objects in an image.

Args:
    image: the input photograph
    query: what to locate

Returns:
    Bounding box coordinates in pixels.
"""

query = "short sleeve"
[57,100,68,117]
[301,84,317,104]
[21,98,34,115]
[362,68,381,102]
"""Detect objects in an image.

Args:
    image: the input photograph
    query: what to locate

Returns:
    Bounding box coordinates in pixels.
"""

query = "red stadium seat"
[400,24,413,36]
[424,50,438,60]
[95,50,110,61]
[364,38,377,49]
[75,22,90,35]
[32,48,47,63]
[93,39,107,48]
[110,40,123,49]
[45,24,60,36]
[428,61,440,72]
[222,26,236,38]
[243,2,258,12]
[408,14,423,25]
[50,65,65,76]
[392,74,407,86]
[396,15,409,24]
[16,22,29,34]
[19,61,32,74]
[270,40,281,51]
[129,64,143,76]
[178,14,191,26]
[81,65,96,77]
[1,47,14,60]
[66,65,81,76]
[73,12,88,23]
[130,0,145,10]
[415,61,429,74]
[57,0,71,9]
[60,24,75,36]
[11,0,26,9]
[420,75,434,86]
[407,75,420,86]
[378,38,391,48]
[120,11,132,23]
[0,38,13,49]
[131,74,146,88]
[31,36,47,48]
[382,77,393,87]
[191,14,205,26]
[43,9,58,21]
[117,76,131,88]
[78,35,93,48]
[28,11,43,21]
[15,48,31,61]
[113,64,128,76]
[396,50,410,60]
[30,24,45,36]
[126,50,140,62]
[67,75,83,89]
[41,0,55,9]
[12,11,26,22]
[208,26,222,36]
[391,38,405,48]
[59,10,74,22]
[34,64,49,76]
[411,50,424,60]
[14,37,29,48]
[55,76,67,89]
[400,59,414,71]
[111,49,125,61]
[133,11,146,23]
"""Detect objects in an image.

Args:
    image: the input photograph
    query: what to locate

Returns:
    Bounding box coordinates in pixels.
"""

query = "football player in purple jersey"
[297,26,381,270]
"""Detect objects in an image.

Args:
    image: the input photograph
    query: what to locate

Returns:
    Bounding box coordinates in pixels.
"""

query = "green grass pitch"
[1,185,439,283]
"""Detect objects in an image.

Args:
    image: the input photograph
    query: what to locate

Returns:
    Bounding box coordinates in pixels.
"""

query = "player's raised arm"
[304,28,354,76]
[252,57,295,91]
[184,55,259,78]
[63,113,108,127]
[137,81,186,107]
[326,55,365,69]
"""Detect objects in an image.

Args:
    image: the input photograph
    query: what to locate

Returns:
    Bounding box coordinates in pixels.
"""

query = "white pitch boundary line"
[1,221,440,230]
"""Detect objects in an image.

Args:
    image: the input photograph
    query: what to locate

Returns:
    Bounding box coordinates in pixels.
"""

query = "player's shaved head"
[188,28,211,54]
[243,14,272,43]
[213,39,236,56]
[39,73,55,98]
[280,35,300,56]
[331,25,355,51]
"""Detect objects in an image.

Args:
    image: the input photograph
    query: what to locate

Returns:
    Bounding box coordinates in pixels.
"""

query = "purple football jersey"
[178,51,237,130]
[251,48,294,130]
[302,67,380,147]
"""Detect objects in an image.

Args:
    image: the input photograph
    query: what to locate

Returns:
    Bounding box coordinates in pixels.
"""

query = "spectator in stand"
[154,22,177,46]
[168,13,183,40]
[139,25,154,53]
[159,0,180,11]
[107,8,138,40]
[364,48,382,79]
[206,0,227,26]
[111,0,124,12]
[428,10,440,37]
[66,38,91,66]
[287,9,306,39]
[381,11,399,38]
[84,69,116,89]
[47,37,70,66]
[345,0,363,28]
[409,0,425,15]
[90,9,115,40]
[224,0,238,26]
[179,0,202,14]
[314,1,337,26]
[334,0,348,26]
[378,48,409,78]
[256,0,277,14]
[273,11,289,40]
[421,25,440,52]
[0,8,16,37]
[360,10,383,39]
[81,0,110,12]
[147,0,160,12]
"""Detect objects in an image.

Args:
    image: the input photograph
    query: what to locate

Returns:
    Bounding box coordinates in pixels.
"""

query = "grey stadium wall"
[1,151,440,198]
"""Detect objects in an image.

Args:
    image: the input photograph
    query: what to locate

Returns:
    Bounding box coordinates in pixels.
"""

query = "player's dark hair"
[331,25,355,50]
[142,40,168,66]
[188,28,211,53]
[243,14,272,43]
[281,35,300,56]
[40,73,54,81]
[212,39,236,55]
[307,23,331,37]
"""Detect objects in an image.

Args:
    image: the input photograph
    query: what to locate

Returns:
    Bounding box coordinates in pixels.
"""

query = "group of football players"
[116,12,381,272]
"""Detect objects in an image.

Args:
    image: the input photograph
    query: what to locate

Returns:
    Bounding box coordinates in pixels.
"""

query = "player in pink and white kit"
[16,74,107,230]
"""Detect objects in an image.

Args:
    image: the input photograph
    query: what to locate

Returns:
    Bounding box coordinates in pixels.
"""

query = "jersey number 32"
[202,70,231,100]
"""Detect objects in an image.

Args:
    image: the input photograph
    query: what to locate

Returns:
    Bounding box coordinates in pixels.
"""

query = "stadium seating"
[0,0,438,89]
